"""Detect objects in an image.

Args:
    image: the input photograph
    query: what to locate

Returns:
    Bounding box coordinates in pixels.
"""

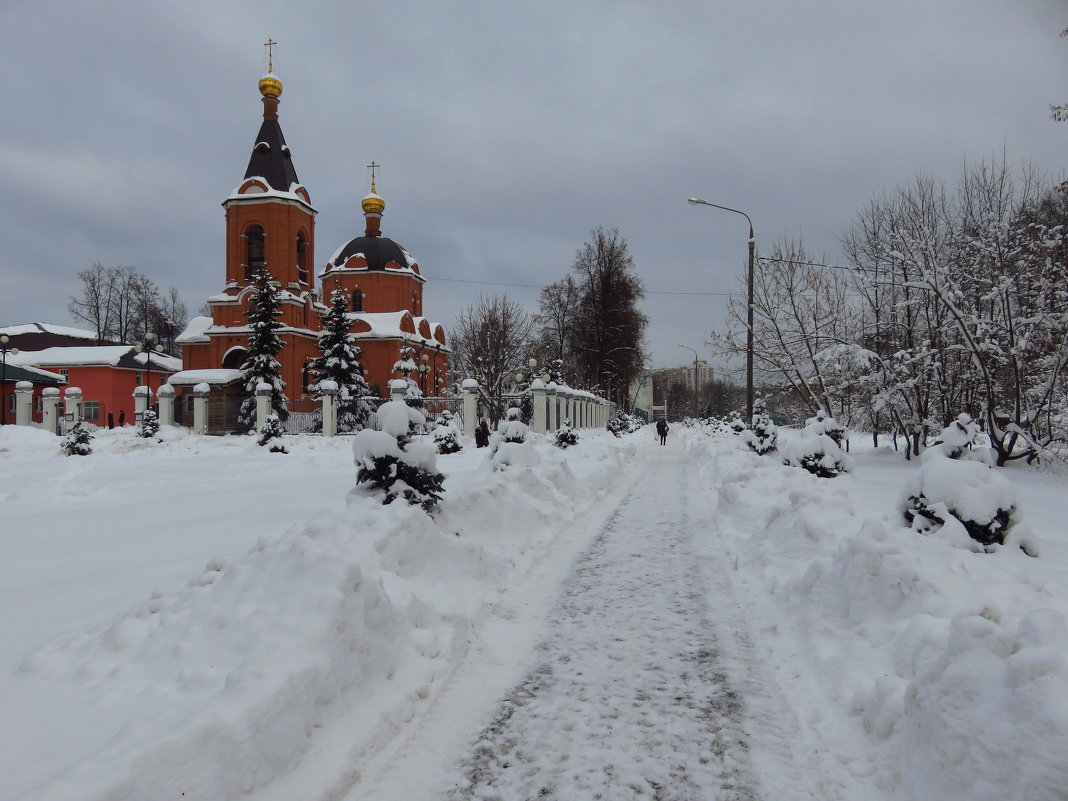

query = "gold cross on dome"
[264,38,277,72]
[367,161,381,192]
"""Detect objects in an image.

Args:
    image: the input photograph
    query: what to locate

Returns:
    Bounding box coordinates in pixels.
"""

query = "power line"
[426,276,733,296]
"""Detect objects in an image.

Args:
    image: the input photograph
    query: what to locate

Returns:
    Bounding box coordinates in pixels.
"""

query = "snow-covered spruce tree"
[740,397,777,454]
[432,409,462,454]
[137,409,161,439]
[555,417,579,448]
[258,413,289,453]
[606,409,633,438]
[489,407,540,470]
[806,408,846,448]
[393,345,424,409]
[61,421,94,456]
[239,268,288,429]
[728,410,746,435]
[352,388,444,512]
[782,412,853,478]
[900,414,1036,553]
[310,285,372,432]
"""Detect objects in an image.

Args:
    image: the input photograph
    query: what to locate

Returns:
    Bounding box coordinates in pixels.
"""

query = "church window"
[296,232,309,284]
[245,225,266,280]
[352,289,364,312]
[82,401,100,422]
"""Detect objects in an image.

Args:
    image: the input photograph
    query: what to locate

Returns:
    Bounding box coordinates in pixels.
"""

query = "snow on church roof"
[176,316,213,344]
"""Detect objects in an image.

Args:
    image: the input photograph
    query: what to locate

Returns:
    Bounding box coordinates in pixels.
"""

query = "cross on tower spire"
[264,38,277,72]
[367,161,380,193]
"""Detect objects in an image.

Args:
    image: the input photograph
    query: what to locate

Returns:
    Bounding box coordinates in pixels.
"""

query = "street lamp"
[0,335,19,426]
[688,197,756,422]
[677,344,698,419]
[132,332,165,404]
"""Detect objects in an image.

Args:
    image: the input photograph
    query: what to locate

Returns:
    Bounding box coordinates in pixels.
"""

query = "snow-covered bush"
[61,421,93,456]
[136,409,161,439]
[728,410,746,435]
[555,418,579,449]
[900,414,1035,553]
[353,399,444,512]
[257,413,289,453]
[782,414,853,478]
[489,407,540,470]
[740,398,777,454]
[806,409,846,447]
[606,410,641,437]
[432,410,462,454]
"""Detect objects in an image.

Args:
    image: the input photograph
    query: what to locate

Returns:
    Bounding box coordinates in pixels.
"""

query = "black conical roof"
[244,117,299,191]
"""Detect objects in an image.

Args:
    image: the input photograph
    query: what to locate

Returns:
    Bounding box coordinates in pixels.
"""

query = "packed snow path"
[434,446,791,801]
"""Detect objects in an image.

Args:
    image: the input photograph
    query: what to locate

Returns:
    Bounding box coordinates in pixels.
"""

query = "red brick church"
[175,61,448,423]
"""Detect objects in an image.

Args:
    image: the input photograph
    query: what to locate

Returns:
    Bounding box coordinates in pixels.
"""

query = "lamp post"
[677,344,698,419]
[688,197,756,422]
[0,335,19,426]
[132,332,165,407]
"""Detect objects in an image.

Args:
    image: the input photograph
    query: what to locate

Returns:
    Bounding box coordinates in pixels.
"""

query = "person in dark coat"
[475,419,491,448]
[656,418,669,445]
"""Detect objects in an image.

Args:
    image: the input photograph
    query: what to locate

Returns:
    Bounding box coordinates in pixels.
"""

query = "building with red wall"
[176,67,448,424]
[10,345,179,426]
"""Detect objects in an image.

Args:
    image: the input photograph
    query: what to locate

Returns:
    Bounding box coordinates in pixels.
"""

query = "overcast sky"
[1,0,1064,378]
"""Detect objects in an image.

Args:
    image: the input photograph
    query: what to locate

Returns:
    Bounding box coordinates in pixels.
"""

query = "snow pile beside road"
[683,428,1068,801]
[6,430,637,801]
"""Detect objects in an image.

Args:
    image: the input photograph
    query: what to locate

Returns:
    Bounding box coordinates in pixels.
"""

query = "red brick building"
[176,68,448,421]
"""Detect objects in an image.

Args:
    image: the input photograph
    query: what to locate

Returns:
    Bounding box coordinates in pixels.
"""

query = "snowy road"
[359,444,820,801]
[444,449,760,800]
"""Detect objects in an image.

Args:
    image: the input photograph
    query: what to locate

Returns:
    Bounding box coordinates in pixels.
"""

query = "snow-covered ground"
[1,422,1067,801]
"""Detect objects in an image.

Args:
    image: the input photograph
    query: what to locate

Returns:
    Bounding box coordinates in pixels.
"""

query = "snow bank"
[682,427,1068,801]
[4,429,638,801]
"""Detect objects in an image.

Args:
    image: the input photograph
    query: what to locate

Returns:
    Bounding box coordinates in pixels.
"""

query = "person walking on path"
[475,419,491,448]
[656,418,669,445]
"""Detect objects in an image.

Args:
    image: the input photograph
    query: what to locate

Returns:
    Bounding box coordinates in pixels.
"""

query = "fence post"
[157,384,175,426]
[389,379,408,403]
[531,378,546,434]
[42,388,60,435]
[320,380,338,437]
[546,382,558,432]
[133,385,150,419]
[63,387,83,435]
[15,381,33,426]
[192,383,210,435]
[462,378,478,438]
[255,383,273,432]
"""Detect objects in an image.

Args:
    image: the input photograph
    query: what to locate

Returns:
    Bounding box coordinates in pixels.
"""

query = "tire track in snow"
[443,449,762,801]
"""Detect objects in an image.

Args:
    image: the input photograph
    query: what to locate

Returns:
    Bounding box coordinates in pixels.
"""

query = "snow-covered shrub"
[61,421,93,456]
[782,414,853,478]
[257,413,289,453]
[606,410,640,437]
[137,409,161,439]
[740,398,777,454]
[496,407,529,444]
[806,409,846,447]
[555,418,579,449]
[900,414,1035,553]
[432,411,462,455]
[728,410,746,435]
[353,399,444,512]
[489,407,539,470]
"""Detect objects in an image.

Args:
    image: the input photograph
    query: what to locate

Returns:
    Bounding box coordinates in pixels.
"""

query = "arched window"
[245,225,265,280]
[352,289,364,312]
[296,232,309,284]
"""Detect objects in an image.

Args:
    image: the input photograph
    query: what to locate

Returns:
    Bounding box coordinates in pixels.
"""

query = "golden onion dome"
[258,73,283,99]
[362,191,385,215]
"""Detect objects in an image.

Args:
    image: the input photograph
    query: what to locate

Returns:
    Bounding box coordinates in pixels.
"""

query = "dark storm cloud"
[1,0,1064,372]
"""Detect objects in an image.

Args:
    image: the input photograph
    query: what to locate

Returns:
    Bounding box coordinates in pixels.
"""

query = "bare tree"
[67,264,189,350]
[449,294,538,422]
